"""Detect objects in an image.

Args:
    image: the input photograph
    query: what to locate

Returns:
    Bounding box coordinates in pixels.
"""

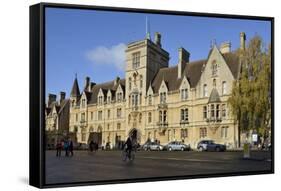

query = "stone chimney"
[178,47,190,79]
[154,32,161,47]
[220,42,231,54]
[240,32,246,51]
[114,76,120,86]
[60,92,66,104]
[84,76,90,91]
[47,94,56,107]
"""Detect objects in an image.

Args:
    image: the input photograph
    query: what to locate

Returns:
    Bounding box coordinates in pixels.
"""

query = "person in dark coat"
[68,139,74,156]
[55,140,62,157]
[89,140,94,152]
[64,140,69,157]
[124,137,133,159]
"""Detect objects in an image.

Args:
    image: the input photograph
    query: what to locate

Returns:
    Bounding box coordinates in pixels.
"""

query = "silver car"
[147,142,164,151]
[165,141,191,151]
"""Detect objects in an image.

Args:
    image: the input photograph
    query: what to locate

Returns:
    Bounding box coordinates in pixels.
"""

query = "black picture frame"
[30,2,274,189]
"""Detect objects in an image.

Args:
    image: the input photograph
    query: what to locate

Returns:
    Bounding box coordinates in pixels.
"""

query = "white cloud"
[85,43,126,71]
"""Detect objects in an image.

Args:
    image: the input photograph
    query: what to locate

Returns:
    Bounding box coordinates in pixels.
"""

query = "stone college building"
[46,32,247,149]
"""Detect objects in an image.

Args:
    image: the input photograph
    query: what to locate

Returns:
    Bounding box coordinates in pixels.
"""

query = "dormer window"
[98,96,103,105]
[107,95,111,103]
[148,94,152,105]
[181,88,188,100]
[132,52,140,69]
[81,99,86,108]
[117,92,122,102]
[160,92,166,104]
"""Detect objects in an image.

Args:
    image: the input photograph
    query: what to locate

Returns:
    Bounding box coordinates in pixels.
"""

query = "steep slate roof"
[151,59,207,93]
[208,88,221,103]
[152,66,181,93]
[70,78,80,97]
[222,52,240,79]
[84,91,92,101]
[88,79,125,104]
[151,51,239,93]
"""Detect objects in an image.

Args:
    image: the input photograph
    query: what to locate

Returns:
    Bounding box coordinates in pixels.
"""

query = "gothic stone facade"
[45,92,70,146]
[67,32,246,149]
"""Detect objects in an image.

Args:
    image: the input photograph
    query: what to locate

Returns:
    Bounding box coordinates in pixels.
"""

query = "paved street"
[45,150,272,184]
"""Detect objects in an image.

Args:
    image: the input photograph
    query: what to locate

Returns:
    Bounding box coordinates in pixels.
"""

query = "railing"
[180,120,189,125]
[206,118,222,123]
[80,119,87,124]
[158,103,168,109]
[157,121,168,127]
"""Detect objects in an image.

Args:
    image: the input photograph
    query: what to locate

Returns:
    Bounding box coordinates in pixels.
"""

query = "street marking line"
[139,156,225,163]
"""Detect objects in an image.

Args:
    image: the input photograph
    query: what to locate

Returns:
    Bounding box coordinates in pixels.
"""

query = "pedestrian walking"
[89,140,94,152]
[64,139,69,157]
[55,140,62,157]
[69,139,74,156]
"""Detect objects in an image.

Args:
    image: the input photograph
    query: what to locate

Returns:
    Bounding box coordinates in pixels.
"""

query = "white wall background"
[0,0,279,190]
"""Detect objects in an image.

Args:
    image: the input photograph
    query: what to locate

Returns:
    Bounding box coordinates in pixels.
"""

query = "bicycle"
[122,146,135,162]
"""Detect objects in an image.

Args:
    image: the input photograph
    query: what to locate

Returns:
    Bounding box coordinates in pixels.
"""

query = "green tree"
[228,36,271,147]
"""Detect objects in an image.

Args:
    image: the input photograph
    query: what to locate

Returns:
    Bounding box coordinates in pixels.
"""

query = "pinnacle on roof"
[70,76,80,97]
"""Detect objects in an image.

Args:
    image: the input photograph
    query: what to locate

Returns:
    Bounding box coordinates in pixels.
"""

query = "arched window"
[211,60,218,76]
[128,114,131,123]
[213,79,216,87]
[139,113,142,123]
[81,128,86,142]
[148,94,152,105]
[129,77,132,90]
[203,84,208,97]
[222,81,227,95]
[148,112,152,123]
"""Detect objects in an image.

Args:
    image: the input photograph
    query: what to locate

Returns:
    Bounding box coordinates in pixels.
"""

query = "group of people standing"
[89,140,99,152]
[55,139,74,157]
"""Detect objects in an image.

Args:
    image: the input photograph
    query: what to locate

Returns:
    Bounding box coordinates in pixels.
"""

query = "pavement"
[45,150,272,185]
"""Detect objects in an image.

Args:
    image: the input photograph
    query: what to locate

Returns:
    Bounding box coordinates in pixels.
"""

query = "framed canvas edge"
[29,2,275,189]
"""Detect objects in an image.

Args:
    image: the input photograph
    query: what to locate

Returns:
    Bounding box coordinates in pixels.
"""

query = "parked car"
[197,140,226,152]
[141,142,153,151]
[75,143,89,150]
[164,141,191,151]
[146,142,164,151]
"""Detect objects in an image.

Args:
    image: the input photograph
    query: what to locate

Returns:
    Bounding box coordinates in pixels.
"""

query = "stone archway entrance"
[89,126,102,146]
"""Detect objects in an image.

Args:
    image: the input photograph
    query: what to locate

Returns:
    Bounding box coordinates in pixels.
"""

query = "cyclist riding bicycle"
[124,136,133,159]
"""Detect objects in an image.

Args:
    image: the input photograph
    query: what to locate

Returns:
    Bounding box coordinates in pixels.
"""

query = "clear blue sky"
[45,7,271,98]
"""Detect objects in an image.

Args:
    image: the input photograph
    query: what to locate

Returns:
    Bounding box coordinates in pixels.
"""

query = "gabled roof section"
[89,78,126,104]
[58,99,70,114]
[152,59,206,93]
[208,88,221,103]
[84,91,92,101]
[70,78,80,97]
[222,52,240,79]
[152,66,181,93]
[184,59,206,87]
